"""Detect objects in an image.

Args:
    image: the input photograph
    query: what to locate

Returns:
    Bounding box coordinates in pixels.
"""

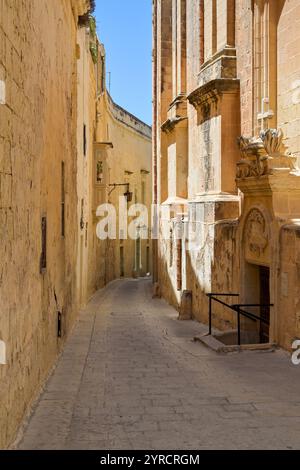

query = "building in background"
[77,16,152,304]
[94,90,152,283]
[153,0,300,350]
[0,0,151,448]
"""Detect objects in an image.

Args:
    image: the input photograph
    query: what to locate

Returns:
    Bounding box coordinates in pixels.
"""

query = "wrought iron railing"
[206,293,274,346]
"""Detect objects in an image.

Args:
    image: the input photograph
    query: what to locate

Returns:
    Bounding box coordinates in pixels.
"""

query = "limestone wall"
[154,0,300,350]
[0,0,152,449]
[0,0,87,449]
[235,0,253,136]
[277,0,300,160]
[278,225,300,350]
[76,25,106,305]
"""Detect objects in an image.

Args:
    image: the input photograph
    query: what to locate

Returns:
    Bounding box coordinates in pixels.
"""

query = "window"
[120,246,125,277]
[101,56,105,93]
[253,0,277,135]
[169,227,173,268]
[199,0,205,66]
[96,160,104,183]
[172,0,187,97]
[212,0,217,55]
[97,53,105,95]
[80,199,84,230]
[61,161,65,237]
[83,124,87,156]
[141,180,146,205]
[85,222,88,248]
[204,0,217,60]
[95,147,107,186]
[40,216,47,273]
[146,246,150,274]
[172,0,178,99]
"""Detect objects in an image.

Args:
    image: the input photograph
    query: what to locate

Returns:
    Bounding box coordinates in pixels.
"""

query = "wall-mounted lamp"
[108,183,133,202]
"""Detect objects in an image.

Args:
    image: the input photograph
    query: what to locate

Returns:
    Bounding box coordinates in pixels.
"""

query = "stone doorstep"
[193,334,277,354]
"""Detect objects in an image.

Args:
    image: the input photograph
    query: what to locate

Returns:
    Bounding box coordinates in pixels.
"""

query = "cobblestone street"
[17,279,300,450]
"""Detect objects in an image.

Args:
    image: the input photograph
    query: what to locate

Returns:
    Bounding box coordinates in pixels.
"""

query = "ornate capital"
[187,79,239,111]
[260,128,283,157]
[236,129,299,179]
[236,136,268,178]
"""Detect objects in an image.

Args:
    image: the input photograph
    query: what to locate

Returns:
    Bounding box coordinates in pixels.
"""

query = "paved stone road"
[17,278,300,450]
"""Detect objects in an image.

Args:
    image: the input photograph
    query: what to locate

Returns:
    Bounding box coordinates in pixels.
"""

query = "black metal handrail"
[207,293,239,336]
[206,293,274,346]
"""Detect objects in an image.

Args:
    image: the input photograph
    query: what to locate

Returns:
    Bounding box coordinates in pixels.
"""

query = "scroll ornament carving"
[260,128,283,156]
[237,129,299,178]
[245,209,268,258]
[260,128,298,172]
[236,136,268,178]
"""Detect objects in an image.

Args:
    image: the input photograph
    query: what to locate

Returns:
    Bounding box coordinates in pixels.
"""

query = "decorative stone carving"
[236,136,268,178]
[244,209,268,258]
[188,78,239,111]
[260,128,298,172]
[237,129,299,178]
[161,116,187,134]
[260,128,283,156]
[237,136,250,159]
[161,94,188,133]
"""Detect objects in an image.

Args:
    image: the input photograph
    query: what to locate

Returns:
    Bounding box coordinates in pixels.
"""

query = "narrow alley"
[3,0,300,455]
[16,279,300,450]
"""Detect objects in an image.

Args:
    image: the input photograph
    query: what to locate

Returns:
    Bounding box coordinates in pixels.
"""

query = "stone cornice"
[161,196,188,206]
[161,94,188,134]
[71,0,91,18]
[237,173,300,195]
[200,47,236,71]
[105,92,152,140]
[187,78,240,109]
[94,141,114,149]
[168,93,187,111]
[198,47,237,87]
[191,192,240,204]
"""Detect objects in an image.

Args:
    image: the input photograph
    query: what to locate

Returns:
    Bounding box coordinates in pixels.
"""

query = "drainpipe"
[152,0,158,284]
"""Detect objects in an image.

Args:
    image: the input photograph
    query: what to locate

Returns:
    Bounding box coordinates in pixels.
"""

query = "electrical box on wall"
[0,340,6,365]
[0,80,5,105]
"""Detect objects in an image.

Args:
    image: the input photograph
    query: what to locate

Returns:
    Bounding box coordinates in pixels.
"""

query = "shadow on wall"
[158,219,241,337]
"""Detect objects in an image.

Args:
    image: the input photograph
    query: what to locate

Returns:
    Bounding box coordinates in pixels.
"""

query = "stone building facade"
[94,90,152,283]
[77,28,152,303]
[0,0,86,449]
[76,30,152,305]
[0,0,151,448]
[153,0,300,350]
